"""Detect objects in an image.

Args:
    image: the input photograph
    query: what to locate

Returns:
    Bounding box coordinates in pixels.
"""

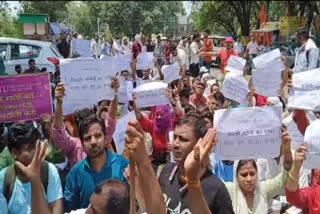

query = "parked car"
[0,37,62,75]
[263,42,298,68]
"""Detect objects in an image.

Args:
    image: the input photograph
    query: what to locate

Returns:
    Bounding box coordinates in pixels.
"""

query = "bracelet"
[288,172,299,182]
[187,179,201,189]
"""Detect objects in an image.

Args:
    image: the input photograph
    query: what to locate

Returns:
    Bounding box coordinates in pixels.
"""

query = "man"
[178,35,190,59]
[233,37,243,56]
[217,37,238,74]
[189,33,201,77]
[57,33,70,59]
[158,115,234,213]
[164,34,173,64]
[292,27,319,73]
[246,36,259,58]
[113,36,123,56]
[51,78,119,168]
[90,34,101,59]
[170,44,189,76]
[28,121,167,214]
[189,81,207,109]
[122,37,131,54]
[0,123,63,214]
[201,29,213,70]
[63,114,129,212]
[132,34,142,60]
[154,35,164,66]
[15,64,22,74]
[24,58,40,74]
[145,35,155,52]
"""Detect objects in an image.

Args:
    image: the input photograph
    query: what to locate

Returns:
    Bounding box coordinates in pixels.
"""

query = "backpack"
[3,161,48,203]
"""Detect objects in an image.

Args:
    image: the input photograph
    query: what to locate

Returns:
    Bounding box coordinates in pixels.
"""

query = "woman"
[285,144,320,214]
[224,132,293,214]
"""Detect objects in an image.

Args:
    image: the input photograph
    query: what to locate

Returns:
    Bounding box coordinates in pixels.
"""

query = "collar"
[83,150,116,170]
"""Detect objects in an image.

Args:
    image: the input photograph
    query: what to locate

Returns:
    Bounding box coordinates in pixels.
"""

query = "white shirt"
[247,41,259,55]
[170,48,189,70]
[178,40,190,57]
[113,40,123,55]
[190,41,200,64]
[122,44,131,54]
[233,42,243,55]
[90,39,101,58]
[66,209,87,214]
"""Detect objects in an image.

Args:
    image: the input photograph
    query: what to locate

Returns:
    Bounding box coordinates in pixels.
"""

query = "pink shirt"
[51,114,116,168]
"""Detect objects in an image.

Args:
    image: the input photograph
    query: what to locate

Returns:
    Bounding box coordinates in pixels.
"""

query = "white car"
[0,37,63,75]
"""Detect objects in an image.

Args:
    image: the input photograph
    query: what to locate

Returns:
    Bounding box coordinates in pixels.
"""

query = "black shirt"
[159,162,234,214]
[57,40,70,58]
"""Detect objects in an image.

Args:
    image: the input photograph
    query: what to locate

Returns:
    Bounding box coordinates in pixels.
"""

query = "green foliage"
[20,1,69,22]
[0,2,24,38]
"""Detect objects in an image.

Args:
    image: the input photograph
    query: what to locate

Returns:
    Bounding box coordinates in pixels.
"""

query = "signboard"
[0,73,53,123]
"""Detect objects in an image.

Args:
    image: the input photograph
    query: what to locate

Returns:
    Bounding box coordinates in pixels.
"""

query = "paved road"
[210,67,221,79]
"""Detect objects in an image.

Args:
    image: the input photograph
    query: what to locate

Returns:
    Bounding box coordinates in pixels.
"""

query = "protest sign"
[252,66,282,97]
[115,54,132,73]
[287,68,320,110]
[0,73,52,123]
[253,48,285,71]
[304,120,320,169]
[162,62,181,84]
[118,77,133,103]
[282,115,304,150]
[113,111,136,155]
[126,80,134,101]
[221,72,249,104]
[60,58,116,115]
[72,39,92,57]
[136,52,154,70]
[225,55,246,75]
[133,81,170,108]
[214,106,282,160]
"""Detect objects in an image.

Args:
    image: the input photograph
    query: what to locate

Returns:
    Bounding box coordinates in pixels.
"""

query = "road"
[210,66,221,79]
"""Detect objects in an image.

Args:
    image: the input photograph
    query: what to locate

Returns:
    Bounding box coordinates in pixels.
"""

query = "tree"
[0,1,23,38]
[20,1,69,22]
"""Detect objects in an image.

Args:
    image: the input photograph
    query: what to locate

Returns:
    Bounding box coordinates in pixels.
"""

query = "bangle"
[288,172,299,182]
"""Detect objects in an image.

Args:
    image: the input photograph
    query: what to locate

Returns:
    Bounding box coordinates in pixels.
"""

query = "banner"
[0,73,52,123]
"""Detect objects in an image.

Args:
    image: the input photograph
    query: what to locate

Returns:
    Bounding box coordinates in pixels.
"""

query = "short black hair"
[15,64,21,70]
[179,88,191,99]
[78,114,106,142]
[7,122,40,153]
[210,83,220,93]
[28,58,35,64]
[95,179,130,214]
[175,115,208,140]
[120,70,129,75]
[297,27,309,40]
[192,32,200,41]
[40,67,47,72]
[156,35,161,39]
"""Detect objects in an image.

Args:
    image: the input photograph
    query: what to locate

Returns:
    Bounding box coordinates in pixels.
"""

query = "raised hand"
[125,121,148,164]
[184,128,216,182]
[111,77,120,93]
[294,144,308,169]
[15,140,48,182]
[55,82,65,103]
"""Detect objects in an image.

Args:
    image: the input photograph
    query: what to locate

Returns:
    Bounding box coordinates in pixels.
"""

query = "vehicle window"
[50,45,62,58]
[0,44,7,60]
[10,44,41,60]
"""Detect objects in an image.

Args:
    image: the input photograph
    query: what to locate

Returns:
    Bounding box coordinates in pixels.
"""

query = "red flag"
[258,4,268,26]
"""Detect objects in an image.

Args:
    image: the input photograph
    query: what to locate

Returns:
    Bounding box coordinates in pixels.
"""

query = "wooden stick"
[129,154,136,214]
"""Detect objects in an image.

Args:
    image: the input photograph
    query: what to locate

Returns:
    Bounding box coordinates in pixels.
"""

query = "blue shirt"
[64,150,129,212]
[0,163,63,214]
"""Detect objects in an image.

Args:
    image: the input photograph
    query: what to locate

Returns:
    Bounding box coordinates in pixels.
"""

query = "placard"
[136,52,154,70]
[221,72,249,104]
[162,62,181,84]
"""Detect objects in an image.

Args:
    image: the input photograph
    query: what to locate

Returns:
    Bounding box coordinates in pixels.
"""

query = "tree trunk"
[285,0,296,16]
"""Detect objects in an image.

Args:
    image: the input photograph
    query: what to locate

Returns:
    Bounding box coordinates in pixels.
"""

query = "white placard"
[214,106,282,160]
[136,52,154,70]
[60,58,115,115]
[162,62,181,84]
[252,66,282,97]
[133,81,170,108]
[72,39,92,57]
[304,120,320,169]
[118,77,129,104]
[221,72,249,104]
[225,55,246,75]
[253,48,285,71]
[287,68,320,110]
[112,111,136,155]
[115,54,132,72]
[282,114,304,150]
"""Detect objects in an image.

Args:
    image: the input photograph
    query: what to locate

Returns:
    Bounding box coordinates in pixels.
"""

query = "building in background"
[174,13,195,39]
